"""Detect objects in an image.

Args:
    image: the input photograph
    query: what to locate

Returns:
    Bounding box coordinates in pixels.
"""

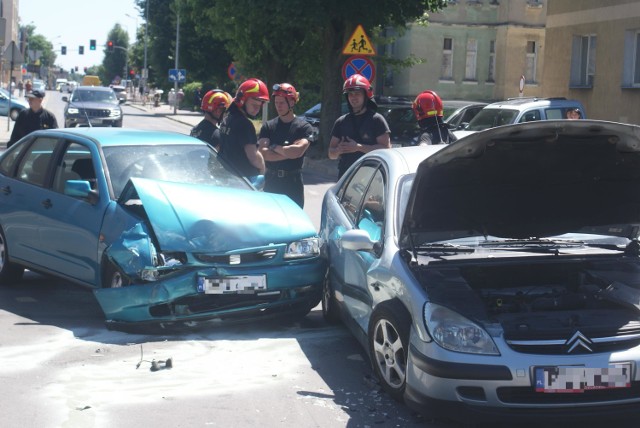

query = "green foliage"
[102,24,130,85]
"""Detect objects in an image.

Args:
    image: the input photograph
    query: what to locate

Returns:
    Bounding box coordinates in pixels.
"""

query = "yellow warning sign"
[342,24,376,56]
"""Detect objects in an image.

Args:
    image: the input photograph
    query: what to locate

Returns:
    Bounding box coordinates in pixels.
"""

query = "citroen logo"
[565,331,593,353]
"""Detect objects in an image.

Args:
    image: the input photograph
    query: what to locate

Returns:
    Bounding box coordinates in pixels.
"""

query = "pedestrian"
[194,86,202,110]
[176,89,184,108]
[328,74,391,178]
[219,78,269,178]
[566,108,582,120]
[24,79,32,94]
[190,89,232,151]
[258,83,313,208]
[17,80,24,97]
[8,89,58,148]
[411,90,457,145]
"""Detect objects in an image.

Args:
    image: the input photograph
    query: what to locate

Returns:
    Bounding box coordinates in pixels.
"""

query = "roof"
[33,128,203,148]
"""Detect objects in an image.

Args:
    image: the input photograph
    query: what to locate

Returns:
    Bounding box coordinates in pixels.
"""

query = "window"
[340,164,377,224]
[525,41,537,83]
[488,40,496,82]
[441,38,453,80]
[570,35,596,87]
[622,29,640,87]
[53,142,96,195]
[358,169,385,243]
[465,39,478,80]
[16,138,58,187]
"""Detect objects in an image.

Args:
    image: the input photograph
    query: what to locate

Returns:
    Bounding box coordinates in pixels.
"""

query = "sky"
[20,0,141,72]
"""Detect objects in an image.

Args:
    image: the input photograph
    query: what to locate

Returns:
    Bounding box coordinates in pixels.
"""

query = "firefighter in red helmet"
[219,78,269,178]
[190,89,232,151]
[257,83,313,208]
[411,90,457,145]
[328,74,391,178]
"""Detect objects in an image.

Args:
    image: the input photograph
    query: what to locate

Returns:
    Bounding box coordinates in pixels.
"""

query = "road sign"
[3,41,23,64]
[342,55,376,82]
[227,63,237,80]
[169,68,186,83]
[342,24,376,56]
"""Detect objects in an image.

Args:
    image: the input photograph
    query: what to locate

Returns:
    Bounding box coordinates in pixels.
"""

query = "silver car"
[320,120,640,424]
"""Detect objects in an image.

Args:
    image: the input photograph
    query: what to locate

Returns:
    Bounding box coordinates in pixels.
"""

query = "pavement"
[0,97,339,178]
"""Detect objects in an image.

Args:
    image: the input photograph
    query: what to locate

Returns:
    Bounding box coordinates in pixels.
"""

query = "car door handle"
[1,185,11,195]
[41,198,53,209]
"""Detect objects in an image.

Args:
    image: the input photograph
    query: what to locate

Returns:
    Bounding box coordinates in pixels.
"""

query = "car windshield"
[103,144,252,198]
[72,89,118,104]
[465,108,519,131]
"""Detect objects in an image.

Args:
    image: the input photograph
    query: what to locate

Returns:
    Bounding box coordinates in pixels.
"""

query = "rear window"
[466,108,519,131]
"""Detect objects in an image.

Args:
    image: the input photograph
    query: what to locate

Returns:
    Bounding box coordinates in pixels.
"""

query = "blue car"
[0,128,324,328]
[0,88,28,120]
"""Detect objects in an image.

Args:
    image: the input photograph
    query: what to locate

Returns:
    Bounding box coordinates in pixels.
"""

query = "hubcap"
[372,319,406,388]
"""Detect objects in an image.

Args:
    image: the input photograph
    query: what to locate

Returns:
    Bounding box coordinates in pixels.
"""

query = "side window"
[15,137,59,187]
[340,164,376,224]
[518,110,541,123]
[53,142,97,195]
[545,108,565,120]
[357,168,386,242]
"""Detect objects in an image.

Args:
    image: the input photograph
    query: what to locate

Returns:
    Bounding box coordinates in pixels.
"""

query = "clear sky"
[19,0,141,72]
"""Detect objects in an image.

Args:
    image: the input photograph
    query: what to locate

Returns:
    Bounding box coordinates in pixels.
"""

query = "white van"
[55,78,68,92]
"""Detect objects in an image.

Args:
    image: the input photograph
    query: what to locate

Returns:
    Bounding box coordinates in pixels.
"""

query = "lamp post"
[143,2,148,94]
[125,14,138,94]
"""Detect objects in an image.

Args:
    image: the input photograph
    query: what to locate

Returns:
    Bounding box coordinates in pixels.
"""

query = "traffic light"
[89,39,96,50]
[79,46,84,55]
[107,41,114,52]
[61,46,67,55]
[130,69,135,76]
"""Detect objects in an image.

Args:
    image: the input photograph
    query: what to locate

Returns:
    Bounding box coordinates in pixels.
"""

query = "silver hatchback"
[320,120,640,424]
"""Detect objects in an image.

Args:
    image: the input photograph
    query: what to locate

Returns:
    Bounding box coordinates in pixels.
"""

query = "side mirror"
[62,96,69,102]
[65,180,99,204]
[340,229,376,251]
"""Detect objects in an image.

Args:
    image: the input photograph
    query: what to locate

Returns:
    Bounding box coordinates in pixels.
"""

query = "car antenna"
[77,87,93,128]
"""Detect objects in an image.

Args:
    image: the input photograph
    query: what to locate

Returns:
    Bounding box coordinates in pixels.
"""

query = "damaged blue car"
[0,128,324,328]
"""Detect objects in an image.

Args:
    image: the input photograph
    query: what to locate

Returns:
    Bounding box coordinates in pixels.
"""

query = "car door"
[0,92,9,116]
[331,161,387,333]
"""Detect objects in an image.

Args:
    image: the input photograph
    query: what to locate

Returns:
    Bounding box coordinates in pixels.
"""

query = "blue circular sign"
[342,56,375,82]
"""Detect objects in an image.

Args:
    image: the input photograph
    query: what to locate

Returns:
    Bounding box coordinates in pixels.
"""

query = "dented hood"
[402,120,640,244]
[123,178,316,252]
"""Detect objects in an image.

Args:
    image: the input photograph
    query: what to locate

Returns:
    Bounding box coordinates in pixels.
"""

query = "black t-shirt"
[191,119,221,150]
[330,109,390,175]
[418,121,457,145]
[219,103,259,177]
[258,116,313,170]
[8,108,58,147]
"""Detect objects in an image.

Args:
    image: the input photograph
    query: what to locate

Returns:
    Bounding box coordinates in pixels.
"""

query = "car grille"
[80,109,113,118]
[194,249,278,265]
[497,382,640,404]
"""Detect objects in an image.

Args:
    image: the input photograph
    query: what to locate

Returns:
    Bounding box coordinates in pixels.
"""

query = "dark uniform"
[219,103,260,178]
[330,109,390,178]
[417,118,457,145]
[8,108,58,148]
[191,119,222,151]
[259,117,313,207]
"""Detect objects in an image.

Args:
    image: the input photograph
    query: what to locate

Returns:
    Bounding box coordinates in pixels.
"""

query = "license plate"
[535,364,631,393]
[198,275,267,294]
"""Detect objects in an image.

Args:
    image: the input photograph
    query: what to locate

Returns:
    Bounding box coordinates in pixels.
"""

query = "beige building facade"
[542,0,640,124]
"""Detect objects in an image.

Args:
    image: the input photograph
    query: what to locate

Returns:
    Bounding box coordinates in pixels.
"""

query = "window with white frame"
[488,40,496,82]
[465,38,478,80]
[622,29,640,87]
[441,38,453,80]
[570,35,596,87]
[525,41,537,83]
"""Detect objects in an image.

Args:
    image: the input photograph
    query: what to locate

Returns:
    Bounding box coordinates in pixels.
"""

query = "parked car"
[62,81,77,94]
[0,128,324,328]
[442,100,488,130]
[320,119,640,424]
[110,85,128,103]
[453,97,586,139]
[32,79,46,93]
[0,88,28,120]
[63,86,124,128]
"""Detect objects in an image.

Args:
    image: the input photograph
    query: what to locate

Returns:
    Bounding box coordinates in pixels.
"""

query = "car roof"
[33,128,203,148]
[483,97,582,110]
[75,85,112,91]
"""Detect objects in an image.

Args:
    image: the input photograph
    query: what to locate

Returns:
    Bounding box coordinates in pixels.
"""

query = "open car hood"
[401,120,640,245]
[122,178,316,252]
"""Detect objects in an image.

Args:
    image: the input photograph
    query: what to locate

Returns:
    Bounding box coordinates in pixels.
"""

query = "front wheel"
[10,108,20,121]
[321,269,340,324]
[102,261,130,288]
[368,301,412,402]
[0,227,24,285]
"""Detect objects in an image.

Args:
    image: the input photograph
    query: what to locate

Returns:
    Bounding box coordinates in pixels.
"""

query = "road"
[0,93,454,428]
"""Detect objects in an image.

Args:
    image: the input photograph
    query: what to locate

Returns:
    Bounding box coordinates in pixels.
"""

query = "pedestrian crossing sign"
[342,24,376,56]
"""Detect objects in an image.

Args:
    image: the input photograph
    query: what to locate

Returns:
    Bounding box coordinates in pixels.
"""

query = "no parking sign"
[342,55,376,82]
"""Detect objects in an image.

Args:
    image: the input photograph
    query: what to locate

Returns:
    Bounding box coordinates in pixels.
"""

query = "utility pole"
[173,7,180,115]
[143,1,149,93]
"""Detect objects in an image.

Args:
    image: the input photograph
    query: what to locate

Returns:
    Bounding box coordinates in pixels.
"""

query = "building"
[542,0,640,124]
[0,0,20,89]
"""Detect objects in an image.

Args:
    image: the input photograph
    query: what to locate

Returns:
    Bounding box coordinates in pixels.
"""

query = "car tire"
[368,300,412,402]
[103,261,130,288]
[0,227,25,285]
[9,108,20,121]
[321,269,341,324]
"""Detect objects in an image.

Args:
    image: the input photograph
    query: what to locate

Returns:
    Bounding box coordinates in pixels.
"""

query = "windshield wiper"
[416,243,476,255]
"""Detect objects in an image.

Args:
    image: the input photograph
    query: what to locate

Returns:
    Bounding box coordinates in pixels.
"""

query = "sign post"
[519,75,525,97]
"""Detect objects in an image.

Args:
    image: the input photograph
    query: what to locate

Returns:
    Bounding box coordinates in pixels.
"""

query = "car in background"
[32,79,46,93]
[0,88,28,120]
[442,100,488,130]
[320,119,640,424]
[55,78,68,92]
[0,128,324,328]
[453,97,586,139]
[63,86,124,128]
[110,85,128,103]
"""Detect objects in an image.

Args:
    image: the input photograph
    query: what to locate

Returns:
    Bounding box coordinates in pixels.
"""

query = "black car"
[442,100,488,130]
[63,86,125,128]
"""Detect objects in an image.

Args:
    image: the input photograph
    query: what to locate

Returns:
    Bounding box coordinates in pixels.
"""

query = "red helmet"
[343,74,373,99]
[234,78,269,107]
[271,83,299,104]
[412,90,444,120]
[201,89,232,113]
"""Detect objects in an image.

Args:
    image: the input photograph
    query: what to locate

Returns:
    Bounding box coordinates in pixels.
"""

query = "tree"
[20,24,57,69]
[102,24,129,84]
[182,0,448,148]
